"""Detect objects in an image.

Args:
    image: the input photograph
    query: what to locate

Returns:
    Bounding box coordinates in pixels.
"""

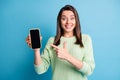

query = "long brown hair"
[53,5,84,47]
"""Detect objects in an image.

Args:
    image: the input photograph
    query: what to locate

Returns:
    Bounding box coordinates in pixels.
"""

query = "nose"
[66,19,70,24]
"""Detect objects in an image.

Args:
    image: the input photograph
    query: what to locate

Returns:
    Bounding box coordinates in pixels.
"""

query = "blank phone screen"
[30,29,41,49]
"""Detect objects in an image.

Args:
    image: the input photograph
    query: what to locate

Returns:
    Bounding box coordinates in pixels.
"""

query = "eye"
[70,17,75,20]
[61,17,67,21]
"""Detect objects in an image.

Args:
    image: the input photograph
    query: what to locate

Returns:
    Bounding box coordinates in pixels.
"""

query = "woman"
[26,5,95,80]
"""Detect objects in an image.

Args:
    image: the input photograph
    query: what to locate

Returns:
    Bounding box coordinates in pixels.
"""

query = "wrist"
[34,48,40,53]
[66,53,73,62]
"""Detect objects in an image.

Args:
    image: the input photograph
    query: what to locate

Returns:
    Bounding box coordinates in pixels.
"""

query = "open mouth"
[65,24,73,29]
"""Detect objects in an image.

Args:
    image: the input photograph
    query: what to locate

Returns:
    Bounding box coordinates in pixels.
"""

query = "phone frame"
[29,28,41,49]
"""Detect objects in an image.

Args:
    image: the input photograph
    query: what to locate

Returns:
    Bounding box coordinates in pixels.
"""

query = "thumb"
[63,41,67,49]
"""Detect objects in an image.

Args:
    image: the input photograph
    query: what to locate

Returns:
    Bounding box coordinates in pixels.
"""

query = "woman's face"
[61,10,76,34]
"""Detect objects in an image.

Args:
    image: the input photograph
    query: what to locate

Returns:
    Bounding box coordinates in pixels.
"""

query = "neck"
[63,32,74,37]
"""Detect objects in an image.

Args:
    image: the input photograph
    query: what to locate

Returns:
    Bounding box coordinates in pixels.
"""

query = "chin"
[65,29,73,32]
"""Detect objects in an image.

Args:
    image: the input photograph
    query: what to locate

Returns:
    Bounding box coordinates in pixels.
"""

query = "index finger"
[50,44,59,50]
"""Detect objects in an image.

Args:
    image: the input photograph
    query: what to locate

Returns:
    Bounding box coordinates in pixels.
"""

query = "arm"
[78,35,95,75]
[34,49,42,65]
[26,35,43,66]
[34,37,54,74]
[51,42,83,70]
[51,35,95,76]
[67,35,95,76]
[65,54,83,70]
[26,35,54,74]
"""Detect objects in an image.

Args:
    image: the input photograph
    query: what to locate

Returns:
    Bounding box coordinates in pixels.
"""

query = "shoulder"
[82,34,92,40]
[47,36,55,44]
[82,34,92,44]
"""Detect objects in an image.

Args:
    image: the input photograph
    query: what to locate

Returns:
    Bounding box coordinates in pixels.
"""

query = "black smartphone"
[30,28,41,49]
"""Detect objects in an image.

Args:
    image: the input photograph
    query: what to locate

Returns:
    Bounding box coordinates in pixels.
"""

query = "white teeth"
[65,25,72,29]
[66,24,72,27]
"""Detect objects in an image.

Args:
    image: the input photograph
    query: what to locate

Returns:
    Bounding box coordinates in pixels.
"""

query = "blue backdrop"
[0,0,120,80]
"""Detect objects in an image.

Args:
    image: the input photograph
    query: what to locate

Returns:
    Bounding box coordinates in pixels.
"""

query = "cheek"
[73,20,76,24]
[73,21,76,27]
[61,20,66,24]
[61,20,66,26]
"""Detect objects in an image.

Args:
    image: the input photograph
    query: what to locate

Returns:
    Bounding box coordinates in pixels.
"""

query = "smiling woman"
[60,11,76,34]
[26,5,95,80]
[1,0,120,80]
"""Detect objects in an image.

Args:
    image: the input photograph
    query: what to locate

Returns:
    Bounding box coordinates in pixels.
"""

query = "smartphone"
[30,28,41,49]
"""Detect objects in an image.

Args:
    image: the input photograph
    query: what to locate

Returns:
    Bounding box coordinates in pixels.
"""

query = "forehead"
[61,10,75,16]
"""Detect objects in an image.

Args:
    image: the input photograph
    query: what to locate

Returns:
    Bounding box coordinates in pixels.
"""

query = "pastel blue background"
[0,0,120,80]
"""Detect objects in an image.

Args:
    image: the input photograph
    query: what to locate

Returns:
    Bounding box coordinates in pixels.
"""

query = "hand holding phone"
[30,28,41,49]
